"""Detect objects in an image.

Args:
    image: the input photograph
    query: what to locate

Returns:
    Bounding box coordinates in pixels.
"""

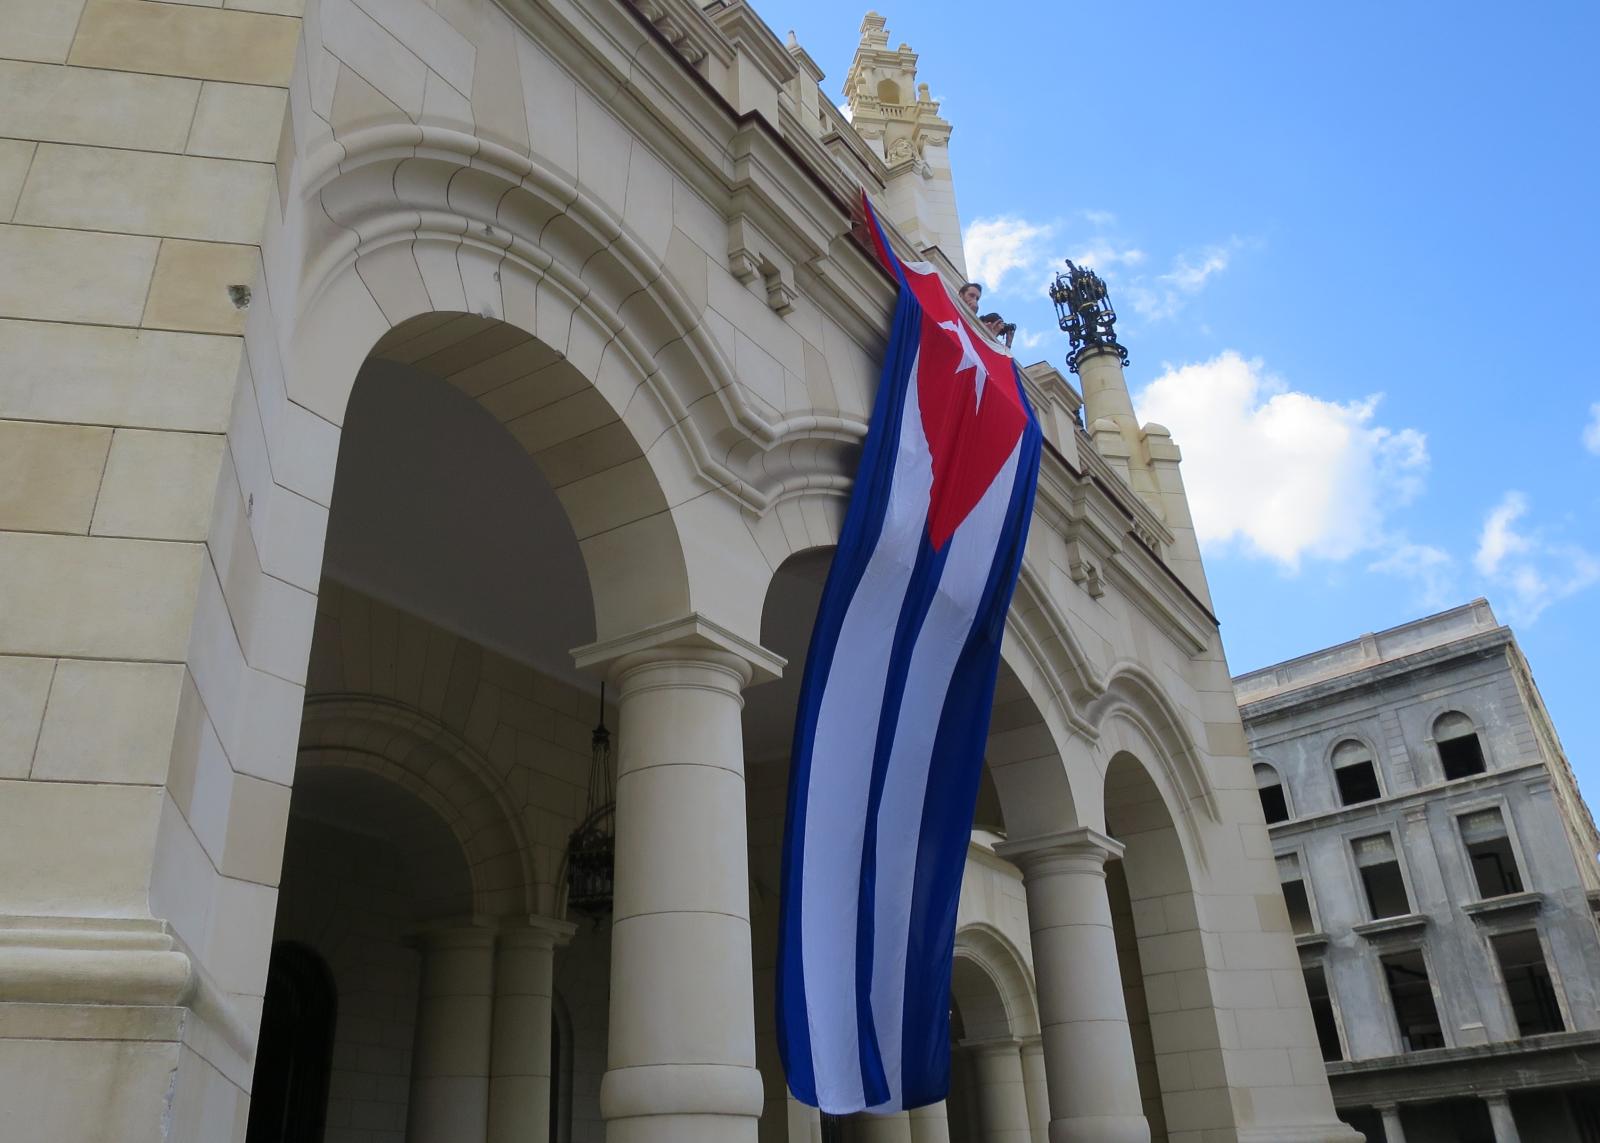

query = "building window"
[1255,762,1290,824]
[1277,853,1316,935]
[1332,739,1382,806]
[1353,833,1411,919]
[1459,807,1525,898]
[1434,711,1486,780]
[1381,949,1445,1051]
[1303,964,1343,1061]
[247,942,338,1143]
[1491,930,1564,1036]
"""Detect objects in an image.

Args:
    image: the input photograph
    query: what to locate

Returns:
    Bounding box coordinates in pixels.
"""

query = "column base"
[1234,1126,1366,1143]
[1050,1114,1150,1143]
[601,1062,763,1142]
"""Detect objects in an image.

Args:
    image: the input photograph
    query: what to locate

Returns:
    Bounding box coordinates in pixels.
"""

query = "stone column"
[995,829,1149,1143]
[408,924,497,1143]
[1484,1092,1521,1143]
[967,1039,1033,1143]
[848,1111,914,1143]
[488,916,576,1143]
[908,1101,951,1143]
[1375,1103,1406,1143]
[1020,1036,1050,1143]
[576,619,783,1143]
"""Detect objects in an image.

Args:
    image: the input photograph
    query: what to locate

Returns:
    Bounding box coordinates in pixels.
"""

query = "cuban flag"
[776,193,1043,1114]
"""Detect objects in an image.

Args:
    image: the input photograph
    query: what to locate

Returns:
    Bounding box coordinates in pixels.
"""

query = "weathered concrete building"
[1,2,1362,1141]
[1238,601,1600,1143]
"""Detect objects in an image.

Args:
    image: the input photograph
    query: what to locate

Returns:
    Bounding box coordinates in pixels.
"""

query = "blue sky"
[763,1,1600,803]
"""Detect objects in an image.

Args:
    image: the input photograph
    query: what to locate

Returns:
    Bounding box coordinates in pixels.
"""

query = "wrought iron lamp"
[1049,259,1128,374]
[564,683,616,916]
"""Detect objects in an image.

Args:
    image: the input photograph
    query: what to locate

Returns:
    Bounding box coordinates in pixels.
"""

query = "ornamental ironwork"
[1049,260,1128,373]
[564,684,615,916]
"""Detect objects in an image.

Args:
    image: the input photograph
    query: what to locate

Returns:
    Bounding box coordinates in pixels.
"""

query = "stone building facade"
[1237,601,1600,1143]
[1,2,1359,1141]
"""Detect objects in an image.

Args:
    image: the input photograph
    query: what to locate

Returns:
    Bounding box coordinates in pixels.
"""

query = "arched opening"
[1104,750,1213,1142]
[239,281,696,1137]
[1434,710,1487,779]
[246,942,338,1143]
[1254,760,1290,823]
[1331,738,1382,806]
[267,765,474,1137]
[877,78,902,105]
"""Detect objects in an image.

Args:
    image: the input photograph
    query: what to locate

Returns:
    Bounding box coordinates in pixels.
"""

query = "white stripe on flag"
[800,354,933,1111]
[868,417,1024,1111]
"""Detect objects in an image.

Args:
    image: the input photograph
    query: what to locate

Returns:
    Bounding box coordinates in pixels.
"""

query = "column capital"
[408,917,499,950]
[572,612,785,685]
[497,914,578,951]
[994,826,1124,869]
[960,1036,1023,1060]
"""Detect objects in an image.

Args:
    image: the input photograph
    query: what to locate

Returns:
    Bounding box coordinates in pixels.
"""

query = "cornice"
[1238,631,1513,722]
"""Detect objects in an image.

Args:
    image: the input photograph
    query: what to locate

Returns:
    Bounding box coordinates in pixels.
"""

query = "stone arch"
[297,695,534,918]
[1087,664,1218,828]
[951,924,1040,1042]
[1101,750,1217,1140]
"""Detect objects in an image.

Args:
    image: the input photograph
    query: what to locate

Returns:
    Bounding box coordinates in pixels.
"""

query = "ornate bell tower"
[844,12,968,276]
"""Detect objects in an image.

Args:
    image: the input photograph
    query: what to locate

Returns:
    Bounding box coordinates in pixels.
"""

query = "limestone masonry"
[1,1,1386,1140]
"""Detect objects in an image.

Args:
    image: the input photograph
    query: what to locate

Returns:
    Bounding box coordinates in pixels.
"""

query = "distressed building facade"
[1239,601,1600,1143]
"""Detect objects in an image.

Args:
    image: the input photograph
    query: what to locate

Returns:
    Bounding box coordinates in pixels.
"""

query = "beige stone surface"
[0,420,112,534]
[3,0,88,64]
[187,81,289,163]
[32,659,185,784]
[15,144,276,244]
[0,60,200,151]
[221,773,291,885]
[68,0,299,86]
[0,319,241,431]
[91,428,226,541]
[0,655,54,779]
[0,533,204,660]
[0,140,35,222]
[142,239,259,335]
[0,224,159,325]
[0,778,164,915]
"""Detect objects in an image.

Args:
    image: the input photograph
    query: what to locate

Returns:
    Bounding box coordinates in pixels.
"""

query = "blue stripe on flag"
[899,371,1042,1106]
[776,283,924,1106]
[854,524,951,1101]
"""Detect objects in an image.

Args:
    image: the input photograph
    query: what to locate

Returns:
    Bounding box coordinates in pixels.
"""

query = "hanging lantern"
[564,683,616,916]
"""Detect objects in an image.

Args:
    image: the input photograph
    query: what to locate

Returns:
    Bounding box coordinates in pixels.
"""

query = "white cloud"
[1134,351,1429,568]
[1080,209,1117,227]
[1369,541,1456,610]
[1125,241,1242,320]
[963,215,1056,295]
[1473,491,1600,623]
[1012,328,1048,351]
[1068,243,1145,269]
[1474,491,1533,576]
[1584,402,1600,455]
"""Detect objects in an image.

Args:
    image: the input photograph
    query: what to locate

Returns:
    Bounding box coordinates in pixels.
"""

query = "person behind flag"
[958,281,982,312]
[979,311,1016,349]
[776,194,1043,1116]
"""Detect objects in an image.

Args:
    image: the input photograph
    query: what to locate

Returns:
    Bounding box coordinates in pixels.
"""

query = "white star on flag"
[938,320,988,409]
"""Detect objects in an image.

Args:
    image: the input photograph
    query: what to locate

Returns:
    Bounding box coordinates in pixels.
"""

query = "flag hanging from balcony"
[776,192,1043,1114]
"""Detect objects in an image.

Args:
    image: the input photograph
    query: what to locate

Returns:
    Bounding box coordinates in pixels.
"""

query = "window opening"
[1436,712,1487,780]
[1303,965,1343,1061]
[1255,762,1289,824]
[1332,740,1381,806]
[1491,930,1564,1036]
[1277,853,1315,935]
[1459,808,1524,898]
[1353,833,1411,919]
[1381,949,1444,1051]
